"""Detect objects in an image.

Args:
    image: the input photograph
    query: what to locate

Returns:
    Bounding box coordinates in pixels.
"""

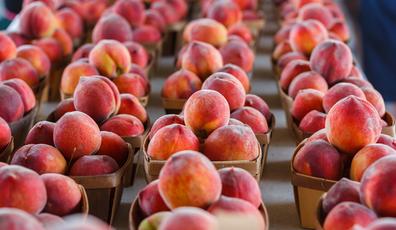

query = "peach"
[151,1,179,25]
[16,45,51,77]
[55,214,111,229]
[148,124,200,160]
[100,114,144,137]
[0,208,45,230]
[70,155,119,176]
[232,0,257,10]
[92,13,132,43]
[274,24,292,45]
[52,29,73,57]
[289,19,328,55]
[144,9,166,32]
[293,140,343,180]
[32,38,63,63]
[23,0,62,10]
[56,8,83,41]
[113,0,145,27]
[11,144,66,174]
[329,19,350,42]
[41,173,81,216]
[361,87,386,117]
[0,85,24,123]
[132,25,162,44]
[228,23,253,44]
[306,128,328,143]
[277,51,307,70]
[148,114,185,140]
[36,213,64,227]
[113,73,150,97]
[322,82,366,113]
[298,3,334,28]
[181,41,223,80]
[0,117,11,151]
[204,124,259,160]
[291,89,324,121]
[5,32,29,47]
[124,41,149,68]
[322,178,360,214]
[324,202,377,230]
[326,96,382,155]
[207,0,242,28]
[71,43,94,62]
[65,0,108,25]
[341,77,373,89]
[54,111,101,159]
[299,110,326,134]
[310,39,353,84]
[230,107,268,133]
[294,0,322,8]
[163,0,188,20]
[162,69,202,99]
[25,121,55,145]
[272,41,292,61]
[0,33,16,62]
[228,118,244,126]
[52,98,75,121]
[158,151,222,209]
[130,63,148,79]
[138,180,170,216]
[279,60,311,91]
[0,58,39,88]
[288,71,328,98]
[60,61,99,95]
[160,207,217,230]
[19,2,57,38]
[244,94,271,121]
[0,165,47,213]
[184,90,230,138]
[365,218,396,230]
[202,72,246,111]
[138,212,171,230]
[349,65,364,79]
[97,131,129,166]
[218,167,261,207]
[377,134,396,150]
[220,38,255,72]
[350,144,396,181]
[208,196,265,229]
[2,79,36,112]
[183,19,228,47]
[217,64,250,92]
[118,94,147,123]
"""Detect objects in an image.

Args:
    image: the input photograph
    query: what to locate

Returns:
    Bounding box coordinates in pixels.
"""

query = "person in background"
[1,0,23,29]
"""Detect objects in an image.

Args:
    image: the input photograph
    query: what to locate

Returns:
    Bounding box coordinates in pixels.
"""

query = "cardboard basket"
[142,39,164,69]
[161,97,186,114]
[9,106,38,148]
[70,144,134,224]
[382,112,396,137]
[33,77,47,108]
[290,141,336,229]
[256,116,275,174]
[162,21,186,56]
[47,59,69,102]
[243,17,266,39]
[128,198,269,230]
[0,137,14,163]
[144,52,156,79]
[78,184,90,215]
[315,194,327,230]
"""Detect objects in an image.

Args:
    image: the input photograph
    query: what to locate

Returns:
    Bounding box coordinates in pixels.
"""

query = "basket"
[9,106,38,148]
[161,97,186,114]
[0,137,14,163]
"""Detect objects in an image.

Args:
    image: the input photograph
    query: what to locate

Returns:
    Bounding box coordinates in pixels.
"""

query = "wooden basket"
[9,106,38,148]
[0,137,14,163]
[70,144,134,224]
[161,97,186,114]
[128,197,269,230]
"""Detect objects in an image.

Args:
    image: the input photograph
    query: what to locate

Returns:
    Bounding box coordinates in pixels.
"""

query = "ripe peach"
[65,0,108,25]
[272,41,292,61]
[113,0,145,27]
[289,19,328,55]
[0,58,39,88]
[0,33,16,62]
[129,63,148,79]
[124,41,149,68]
[92,13,132,43]
[183,18,228,47]
[310,39,353,84]
[56,8,83,41]
[322,178,360,214]
[138,211,171,230]
[0,208,45,230]
[113,73,150,97]
[341,77,373,89]
[277,51,307,70]
[16,45,51,77]
[2,78,36,112]
[228,118,244,126]
[160,207,217,230]
[279,60,311,91]
[97,131,128,166]
[55,214,111,229]
[293,139,342,180]
[207,0,242,28]
[0,85,24,123]
[25,121,55,145]
[181,41,223,80]
[218,167,261,207]
[326,96,382,155]
[52,98,75,121]
[52,29,73,57]
[299,110,326,134]
[19,2,57,38]
[291,89,324,121]
[220,38,255,72]
[298,3,334,28]
[329,19,350,42]
[132,25,162,44]
[158,151,222,209]
[138,180,170,216]
[184,90,230,138]
[144,9,166,32]
[118,94,147,123]
[306,128,328,143]
[323,82,366,113]
[0,165,47,214]
[71,43,94,62]
[60,61,99,95]
[5,31,29,47]
[228,23,253,44]
[204,124,259,160]
[163,0,188,20]
[361,87,386,117]
[377,134,396,150]
[148,114,185,140]
[232,0,257,10]
[349,65,364,79]
[244,94,271,121]
[0,117,11,152]
[365,218,396,230]
[54,111,101,159]
[294,0,322,8]
[216,64,250,92]
[70,155,119,176]
[162,69,202,99]
[151,1,179,25]
[230,107,268,133]
[100,114,144,137]
[288,71,328,98]
[274,24,292,45]
[23,0,62,10]
[41,173,82,216]
[36,213,64,227]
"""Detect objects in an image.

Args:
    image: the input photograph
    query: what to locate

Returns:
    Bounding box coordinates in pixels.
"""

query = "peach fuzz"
[361,87,386,117]
[54,111,101,159]
[299,110,326,134]
[0,33,16,62]
[148,114,184,140]
[138,180,170,216]
[277,51,307,71]
[32,38,63,63]
[100,114,144,137]
[230,107,268,133]
[56,8,83,41]
[183,18,228,48]
[220,38,255,72]
[0,165,47,214]
[138,212,171,230]
[293,140,343,180]
[228,23,253,44]
[132,25,162,44]
[298,3,334,28]
[0,84,24,123]
[181,41,223,80]
[204,124,259,161]
[322,178,360,214]
[88,39,131,78]
[160,207,217,230]
[36,213,64,227]
[73,76,120,123]
[113,0,146,27]
[218,167,261,207]
[207,0,242,28]
[24,121,55,146]
[148,124,200,160]
[289,19,328,55]
[92,13,132,43]
[326,96,382,155]
[70,155,119,176]
[113,73,150,98]
[0,58,39,89]
[2,78,36,112]
[41,173,81,216]
[310,39,353,84]
[19,2,57,39]
[158,151,222,209]
[279,59,311,92]
[288,71,328,98]
[377,134,396,150]
[118,94,147,123]
[16,45,50,77]
[217,64,250,92]
[0,117,11,151]
[0,208,45,230]
[51,98,75,121]
[162,69,202,99]
[329,19,350,42]
[322,82,366,113]
[184,90,230,138]
[124,41,149,68]
[244,94,271,121]
[71,43,94,62]
[272,41,292,61]
[60,61,99,95]
[291,88,324,121]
